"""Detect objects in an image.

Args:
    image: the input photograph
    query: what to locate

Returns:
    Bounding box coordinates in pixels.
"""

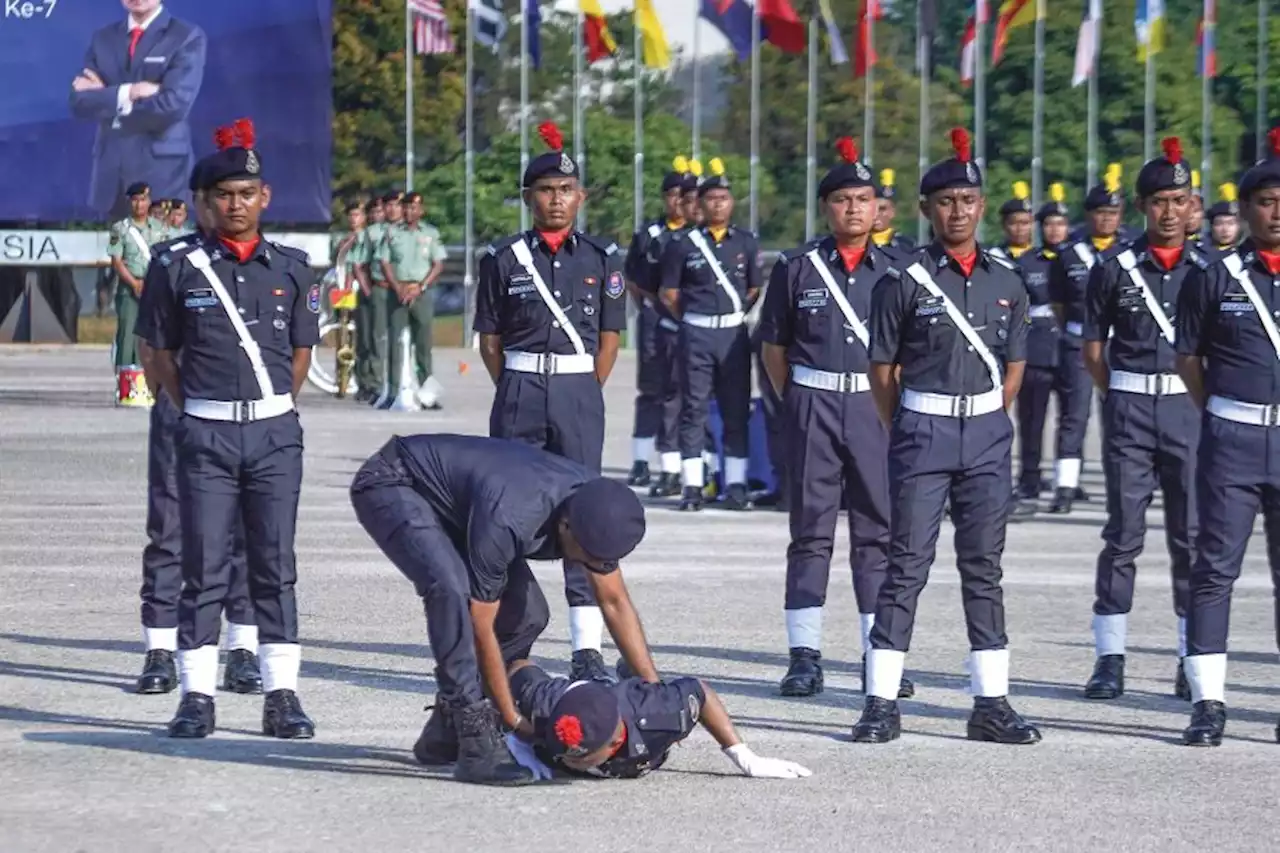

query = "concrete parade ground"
[3,345,1279,853]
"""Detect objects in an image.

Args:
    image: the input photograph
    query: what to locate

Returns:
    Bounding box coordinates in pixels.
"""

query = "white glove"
[723,743,812,779]
[504,733,555,781]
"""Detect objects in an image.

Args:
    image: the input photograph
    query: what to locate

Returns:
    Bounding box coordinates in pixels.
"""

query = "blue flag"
[701,0,753,63]
[526,0,541,69]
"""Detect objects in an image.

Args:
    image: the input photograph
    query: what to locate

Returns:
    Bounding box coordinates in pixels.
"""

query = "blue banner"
[0,0,332,224]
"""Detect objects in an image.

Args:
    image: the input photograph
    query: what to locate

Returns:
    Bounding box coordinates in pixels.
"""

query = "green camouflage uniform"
[359,221,392,396]
[377,220,448,390]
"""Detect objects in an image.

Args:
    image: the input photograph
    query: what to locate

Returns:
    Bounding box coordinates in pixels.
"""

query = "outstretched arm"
[696,681,812,780]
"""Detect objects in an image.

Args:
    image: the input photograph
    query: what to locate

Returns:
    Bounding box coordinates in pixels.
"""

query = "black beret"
[681,163,702,193]
[1135,137,1192,197]
[876,169,897,200]
[817,137,878,199]
[698,158,732,197]
[523,121,579,189]
[1084,186,1122,209]
[544,681,621,760]
[662,156,694,193]
[1207,200,1239,220]
[203,118,264,190]
[920,128,982,197]
[1036,186,1069,222]
[563,478,645,565]
[999,181,1033,218]
[125,181,150,198]
[1238,129,1280,199]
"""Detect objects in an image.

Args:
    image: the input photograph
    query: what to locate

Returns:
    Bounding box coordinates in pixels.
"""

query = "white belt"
[1108,370,1186,396]
[901,388,1004,418]
[683,311,744,329]
[503,351,596,375]
[1028,305,1056,320]
[184,393,294,423]
[1065,321,1084,337]
[791,365,870,394]
[1207,394,1280,427]
[657,317,680,333]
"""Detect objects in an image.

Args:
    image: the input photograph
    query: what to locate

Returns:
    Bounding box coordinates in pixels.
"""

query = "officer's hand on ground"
[722,744,812,779]
[504,733,554,781]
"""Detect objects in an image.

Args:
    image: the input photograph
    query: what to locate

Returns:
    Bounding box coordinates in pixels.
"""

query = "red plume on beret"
[950,127,972,163]
[1161,136,1183,164]
[554,715,584,748]
[835,137,859,164]
[213,126,235,151]
[1268,126,1280,157]
[538,121,564,152]
[233,118,256,150]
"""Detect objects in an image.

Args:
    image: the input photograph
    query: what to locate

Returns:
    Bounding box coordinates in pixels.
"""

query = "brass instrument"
[331,237,359,399]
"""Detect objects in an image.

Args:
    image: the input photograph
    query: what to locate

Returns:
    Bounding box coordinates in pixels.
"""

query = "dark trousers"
[1054,338,1093,460]
[870,408,1013,652]
[176,412,304,650]
[757,348,788,501]
[633,304,682,453]
[784,386,889,613]
[1093,391,1198,617]
[351,450,550,705]
[1017,366,1055,491]
[489,370,604,608]
[143,393,252,629]
[679,324,751,459]
[1187,412,1280,655]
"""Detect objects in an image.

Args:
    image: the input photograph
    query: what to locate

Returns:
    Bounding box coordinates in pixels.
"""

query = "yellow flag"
[636,0,670,70]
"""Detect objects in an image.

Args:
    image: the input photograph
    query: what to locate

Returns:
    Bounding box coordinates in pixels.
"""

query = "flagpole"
[574,2,586,231]
[520,1,530,231]
[1031,0,1045,234]
[917,0,931,244]
[635,13,644,233]
[692,5,702,161]
[1202,1,1213,214]
[864,3,874,165]
[1086,4,1099,190]
[805,15,817,241]
[464,2,476,348]
[405,0,415,192]
[749,3,761,234]
[1143,50,1154,163]
[1259,0,1269,160]
[974,5,986,240]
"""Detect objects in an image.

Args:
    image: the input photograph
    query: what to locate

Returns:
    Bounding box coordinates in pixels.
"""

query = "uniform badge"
[688,693,701,722]
[307,283,321,313]
[855,162,870,181]
[1109,192,1120,206]
[559,153,575,174]
[966,162,978,183]
[273,318,287,330]
[246,150,260,175]
[605,271,624,299]
[1173,162,1188,185]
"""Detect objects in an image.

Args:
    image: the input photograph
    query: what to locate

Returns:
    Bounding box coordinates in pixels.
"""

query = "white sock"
[681,457,705,488]
[1093,613,1127,657]
[1177,617,1188,659]
[1184,653,1228,703]
[865,648,906,700]
[178,645,219,696]
[784,607,822,650]
[259,643,301,693]
[703,451,719,476]
[660,451,681,474]
[970,648,1010,697]
[1055,457,1082,490]
[632,436,656,464]
[859,613,875,652]
[144,626,178,653]
[225,622,259,654]
[569,606,604,653]
[724,456,749,486]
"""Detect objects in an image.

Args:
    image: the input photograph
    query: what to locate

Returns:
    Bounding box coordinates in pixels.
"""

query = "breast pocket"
[983,304,1011,358]
[259,291,292,339]
[796,290,831,340]
[912,299,951,351]
[140,58,168,83]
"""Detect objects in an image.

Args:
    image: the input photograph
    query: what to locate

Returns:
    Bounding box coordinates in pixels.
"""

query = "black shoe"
[678,485,703,512]
[649,472,681,498]
[615,657,637,680]
[626,460,652,487]
[1174,659,1192,701]
[413,698,459,765]
[1047,487,1075,514]
[261,689,316,739]
[858,654,916,699]
[568,649,615,683]
[1014,482,1039,501]
[1039,477,1053,494]
[167,692,215,738]
[967,697,1042,744]
[1182,700,1227,746]
[1084,654,1125,700]
[222,649,263,694]
[1008,497,1038,521]
[454,700,538,786]
[779,648,823,697]
[850,697,902,743]
[722,483,752,511]
[354,388,373,403]
[1073,486,1090,502]
[136,649,177,694]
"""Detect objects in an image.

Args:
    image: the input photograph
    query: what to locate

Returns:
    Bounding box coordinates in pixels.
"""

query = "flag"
[470,0,508,48]
[991,0,1040,65]
[582,0,617,63]
[636,0,671,68]
[960,12,977,85]
[854,0,882,78]
[760,0,806,54]
[816,0,849,65]
[1072,0,1102,86]
[1198,0,1216,78]
[525,0,541,69]
[1135,0,1165,61]
[701,0,752,62]
[410,0,456,55]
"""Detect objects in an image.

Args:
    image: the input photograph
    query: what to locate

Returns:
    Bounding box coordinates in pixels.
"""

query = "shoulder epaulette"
[489,234,523,255]
[579,233,620,256]
[156,240,201,267]
[1187,248,1210,269]
[986,250,1017,271]
[270,242,311,266]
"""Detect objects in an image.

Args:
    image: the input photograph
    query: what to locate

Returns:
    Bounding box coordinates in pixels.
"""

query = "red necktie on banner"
[128,27,144,60]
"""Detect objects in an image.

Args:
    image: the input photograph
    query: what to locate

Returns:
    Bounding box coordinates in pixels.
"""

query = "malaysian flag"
[410,0,455,55]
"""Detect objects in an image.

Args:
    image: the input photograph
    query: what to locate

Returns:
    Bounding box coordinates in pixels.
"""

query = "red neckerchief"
[1258,249,1280,275]
[219,236,261,263]
[837,245,866,273]
[1148,244,1183,271]
[948,251,978,278]
[538,229,571,254]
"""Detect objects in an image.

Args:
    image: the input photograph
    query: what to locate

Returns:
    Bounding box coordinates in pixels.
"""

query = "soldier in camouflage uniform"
[331,199,368,398]
[107,181,164,407]
[356,192,402,407]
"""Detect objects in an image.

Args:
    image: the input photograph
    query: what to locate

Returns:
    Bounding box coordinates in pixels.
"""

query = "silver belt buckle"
[839,373,855,393]
[1146,374,1161,395]
[954,395,971,417]
[236,401,252,423]
[1267,404,1280,427]
[541,354,555,376]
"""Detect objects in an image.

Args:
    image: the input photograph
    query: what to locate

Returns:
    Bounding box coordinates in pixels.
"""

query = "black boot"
[850,697,901,743]
[1047,487,1075,514]
[1174,659,1192,701]
[261,689,316,739]
[136,649,177,695]
[678,485,703,512]
[222,649,264,694]
[649,472,681,497]
[453,701,538,786]
[626,460,652,487]
[1084,654,1125,699]
[722,483,752,511]
[413,698,458,765]
[569,649,614,683]
[858,654,916,699]
[967,697,1042,744]
[167,692,215,738]
[1182,700,1227,747]
[1073,486,1090,501]
[779,648,823,697]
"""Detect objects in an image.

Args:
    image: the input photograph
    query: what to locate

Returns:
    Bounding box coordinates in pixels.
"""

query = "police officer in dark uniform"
[473,121,626,683]
[660,158,762,512]
[1187,169,1206,246]
[348,433,659,785]
[1175,137,1280,745]
[625,156,695,490]
[1206,182,1242,251]
[133,153,261,696]
[504,657,810,780]
[852,127,1041,745]
[991,181,1035,265]
[871,169,915,252]
[1081,137,1204,702]
[136,118,319,739]
[1046,165,1127,513]
[758,137,913,700]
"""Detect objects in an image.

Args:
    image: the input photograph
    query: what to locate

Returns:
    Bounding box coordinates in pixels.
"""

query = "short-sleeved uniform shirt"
[1177,241,1280,405]
[362,221,392,282]
[511,664,707,779]
[331,229,366,279]
[473,231,626,356]
[1011,246,1061,369]
[134,237,321,402]
[757,236,895,375]
[659,225,763,316]
[869,243,1030,395]
[385,434,614,601]
[1048,237,1121,335]
[625,219,685,321]
[375,221,448,284]
[108,218,167,280]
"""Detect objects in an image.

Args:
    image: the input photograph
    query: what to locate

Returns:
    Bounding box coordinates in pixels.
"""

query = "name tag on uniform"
[1220,293,1256,313]
[914,295,945,317]
[685,255,707,270]
[507,273,535,296]
[184,288,217,309]
[797,288,827,309]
